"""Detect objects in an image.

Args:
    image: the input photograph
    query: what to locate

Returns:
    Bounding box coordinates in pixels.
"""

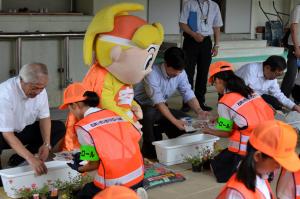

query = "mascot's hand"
[131,105,143,120]
[134,121,143,132]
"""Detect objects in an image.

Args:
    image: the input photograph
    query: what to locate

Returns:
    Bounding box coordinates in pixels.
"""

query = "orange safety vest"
[219,93,274,155]
[75,109,144,189]
[277,169,300,199]
[217,174,275,199]
[62,63,138,151]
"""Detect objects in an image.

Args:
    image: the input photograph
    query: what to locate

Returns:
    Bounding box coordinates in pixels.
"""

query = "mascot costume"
[62,3,164,150]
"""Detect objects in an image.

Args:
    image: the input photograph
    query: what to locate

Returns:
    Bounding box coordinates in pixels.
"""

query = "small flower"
[31,183,37,189]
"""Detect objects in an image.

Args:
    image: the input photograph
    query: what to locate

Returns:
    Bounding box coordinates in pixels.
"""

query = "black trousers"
[77,180,143,198]
[292,84,300,104]
[261,94,283,110]
[140,105,189,158]
[281,46,299,97]
[0,120,66,155]
[182,34,213,103]
[210,148,242,183]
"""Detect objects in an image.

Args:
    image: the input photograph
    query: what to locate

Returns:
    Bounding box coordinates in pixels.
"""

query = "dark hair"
[213,70,253,98]
[82,91,99,107]
[236,143,270,191]
[263,55,287,71]
[164,47,186,70]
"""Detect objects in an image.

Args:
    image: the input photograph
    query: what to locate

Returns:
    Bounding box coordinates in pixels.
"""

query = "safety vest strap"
[94,165,143,187]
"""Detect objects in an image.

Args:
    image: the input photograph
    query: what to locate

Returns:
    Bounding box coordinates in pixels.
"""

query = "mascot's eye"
[143,54,153,70]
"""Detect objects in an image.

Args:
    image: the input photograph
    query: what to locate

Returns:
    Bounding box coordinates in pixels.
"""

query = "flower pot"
[48,195,58,199]
[192,164,202,172]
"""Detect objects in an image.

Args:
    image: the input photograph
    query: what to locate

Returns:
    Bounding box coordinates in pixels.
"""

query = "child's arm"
[78,160,100,172]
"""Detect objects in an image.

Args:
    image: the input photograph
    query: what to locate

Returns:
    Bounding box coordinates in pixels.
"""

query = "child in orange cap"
[59,83,146,199]
[216,120,300,199]
[202,61,274,182]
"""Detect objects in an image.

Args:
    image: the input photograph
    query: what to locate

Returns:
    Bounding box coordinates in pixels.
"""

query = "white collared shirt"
[134,64,195,106]
[235,62,295,109]
[179,0,223,36]
[0,77,50,133]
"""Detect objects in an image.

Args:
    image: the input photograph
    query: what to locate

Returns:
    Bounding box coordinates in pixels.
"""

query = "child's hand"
[78,161,100,172]
[202,127,212,135]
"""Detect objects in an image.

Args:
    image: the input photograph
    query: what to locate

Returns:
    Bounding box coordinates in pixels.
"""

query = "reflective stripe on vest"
[241,135,250,143]
[228,140,247,153]
[231,93,260,111]
[94,166,143,187]
[294,170,300,199]
[81,116,124,131]
[296,185,300,198]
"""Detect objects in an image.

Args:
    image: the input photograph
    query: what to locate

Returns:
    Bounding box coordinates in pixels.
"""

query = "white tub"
[0,161,80,198]
[152,133,219,166]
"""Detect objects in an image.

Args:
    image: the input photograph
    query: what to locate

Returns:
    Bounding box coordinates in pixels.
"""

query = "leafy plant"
[184,154,203,166]
[184,146,216,166]
[11,173,93,199]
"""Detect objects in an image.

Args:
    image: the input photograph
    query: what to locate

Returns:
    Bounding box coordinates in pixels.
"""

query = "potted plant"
[202,144,224,170]
[185,154,203,172]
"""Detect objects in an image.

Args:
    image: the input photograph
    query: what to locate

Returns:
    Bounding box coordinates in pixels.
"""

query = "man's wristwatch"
[43,142,52,150]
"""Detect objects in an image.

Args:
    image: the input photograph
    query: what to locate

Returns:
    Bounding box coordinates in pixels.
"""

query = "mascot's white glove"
[131,105,143,120]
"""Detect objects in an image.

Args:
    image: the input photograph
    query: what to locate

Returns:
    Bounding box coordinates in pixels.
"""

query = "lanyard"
[196,0,209,24]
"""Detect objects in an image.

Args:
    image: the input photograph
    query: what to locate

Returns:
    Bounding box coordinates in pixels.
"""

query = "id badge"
[200,21,209,32]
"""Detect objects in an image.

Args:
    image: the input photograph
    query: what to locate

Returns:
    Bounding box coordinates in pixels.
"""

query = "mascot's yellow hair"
[83,3,164,66]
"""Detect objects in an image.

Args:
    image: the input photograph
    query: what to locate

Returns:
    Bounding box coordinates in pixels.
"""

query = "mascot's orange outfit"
[62,3,164,150]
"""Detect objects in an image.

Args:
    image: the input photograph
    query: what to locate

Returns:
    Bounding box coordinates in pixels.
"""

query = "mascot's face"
[105,44,159,84]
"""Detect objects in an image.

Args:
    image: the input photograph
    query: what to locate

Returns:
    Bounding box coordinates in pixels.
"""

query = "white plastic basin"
[152,133,219,166]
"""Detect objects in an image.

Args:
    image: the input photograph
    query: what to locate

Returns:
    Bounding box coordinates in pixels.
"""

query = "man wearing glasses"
[235,55,300,112]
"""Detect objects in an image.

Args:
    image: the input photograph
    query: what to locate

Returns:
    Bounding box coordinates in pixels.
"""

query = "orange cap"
[59,83,88,110]
[249,120,300,172]
[93,185,139,199]
[208,61,234,83]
